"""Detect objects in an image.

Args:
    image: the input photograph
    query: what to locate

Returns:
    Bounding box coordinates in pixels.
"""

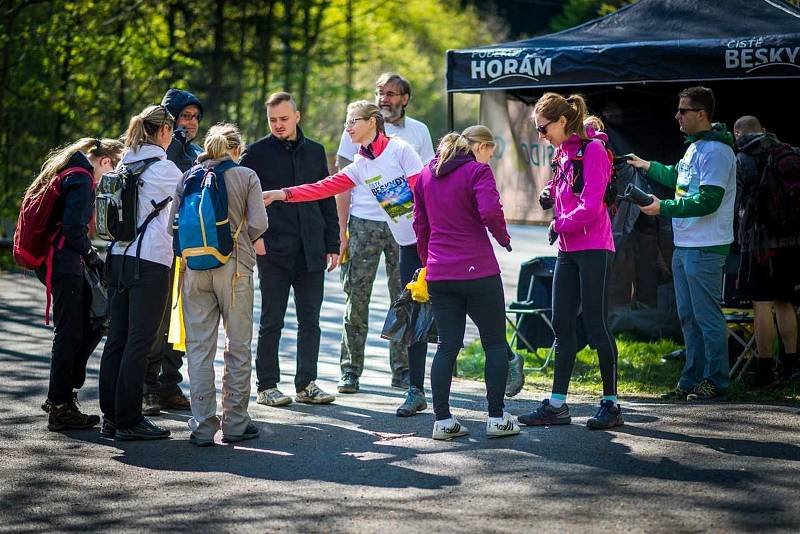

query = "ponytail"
[124,104,174,151]
[434,125,495,175]
[24,137,124,201]
[534,92,600,140]
[201,123,243,161]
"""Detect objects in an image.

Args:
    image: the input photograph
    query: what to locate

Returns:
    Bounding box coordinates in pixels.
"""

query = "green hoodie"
[646,123,735,254]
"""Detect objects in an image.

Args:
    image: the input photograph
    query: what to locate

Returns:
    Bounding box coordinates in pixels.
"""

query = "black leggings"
[551,250,618,397]
[429,275,508,419]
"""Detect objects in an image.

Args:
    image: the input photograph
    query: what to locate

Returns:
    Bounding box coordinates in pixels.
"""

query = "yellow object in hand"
[406,267,429,303]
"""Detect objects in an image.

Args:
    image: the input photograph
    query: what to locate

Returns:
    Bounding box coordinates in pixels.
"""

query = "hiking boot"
[41,398,52,413]
[586,400,624,430]
[115,418,171,441]
[296,382,335,404]
[432,417,469,440]
[486,412,521,438]
[142,393,161,416]
[517,399,571,426]
[686,380,726,401]
[100,418,116,439]
[42,391,86,414]
[337,373,360,394]
[47,403,100,431]
[505,350,525,398]
[160,391,191,411]
[189,433,215,447]
[256,388,292,407]
[222,422,259,443]
[396,386,427,417]
[660,386,691,400]
[391,370,410,389]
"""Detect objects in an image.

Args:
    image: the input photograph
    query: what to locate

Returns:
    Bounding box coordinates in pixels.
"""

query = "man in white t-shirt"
[335,72,434,394]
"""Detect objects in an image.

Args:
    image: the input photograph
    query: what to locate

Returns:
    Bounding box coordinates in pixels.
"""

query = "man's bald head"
[733,115,765,139]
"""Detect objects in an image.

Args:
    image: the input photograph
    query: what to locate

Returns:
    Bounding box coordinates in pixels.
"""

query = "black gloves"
[173,127,189,146]
[539,188,554,210]
[548,222,558,245]
[84,247,104,274]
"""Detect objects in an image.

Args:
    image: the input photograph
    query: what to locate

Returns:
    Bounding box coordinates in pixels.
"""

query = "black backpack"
[756,143,800,242]
[95,157,163,242]
[556,139,619,218]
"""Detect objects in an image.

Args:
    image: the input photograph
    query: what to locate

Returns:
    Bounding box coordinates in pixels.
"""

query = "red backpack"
[13,166,94,323]
[758,143,800,240]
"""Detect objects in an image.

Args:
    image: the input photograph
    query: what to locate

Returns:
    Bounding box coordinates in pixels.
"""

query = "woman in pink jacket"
[517,93,622,430]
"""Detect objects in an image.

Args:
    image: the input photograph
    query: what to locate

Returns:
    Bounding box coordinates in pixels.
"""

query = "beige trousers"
[182,259,254,440]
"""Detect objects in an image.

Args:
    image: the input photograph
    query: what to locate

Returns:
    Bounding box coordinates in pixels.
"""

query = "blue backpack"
[173,160,239,270]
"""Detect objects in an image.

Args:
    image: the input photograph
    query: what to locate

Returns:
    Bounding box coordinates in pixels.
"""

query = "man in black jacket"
[141,88,205,416]
[241,92,339,406]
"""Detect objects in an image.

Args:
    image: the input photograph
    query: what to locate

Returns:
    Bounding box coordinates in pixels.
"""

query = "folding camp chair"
[722,254,758,381]
[505,257,557,372]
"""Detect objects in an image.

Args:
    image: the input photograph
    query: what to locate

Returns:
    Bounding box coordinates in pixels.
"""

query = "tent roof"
[446,0,800,92]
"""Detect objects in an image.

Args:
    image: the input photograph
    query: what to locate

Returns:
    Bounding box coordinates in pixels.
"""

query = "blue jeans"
[672,248,729,390]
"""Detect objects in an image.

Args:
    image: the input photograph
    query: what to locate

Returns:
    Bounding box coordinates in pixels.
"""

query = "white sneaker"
[486,412,521,438]
[432,417,469,440]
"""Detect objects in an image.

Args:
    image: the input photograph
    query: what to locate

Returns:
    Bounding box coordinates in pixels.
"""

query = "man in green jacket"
[629,86,736,401]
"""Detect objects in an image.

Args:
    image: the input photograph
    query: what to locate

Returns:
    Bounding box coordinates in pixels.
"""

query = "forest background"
[0,0,719,217]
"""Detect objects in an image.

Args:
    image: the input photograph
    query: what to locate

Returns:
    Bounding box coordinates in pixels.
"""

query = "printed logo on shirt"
[366,174,413,221]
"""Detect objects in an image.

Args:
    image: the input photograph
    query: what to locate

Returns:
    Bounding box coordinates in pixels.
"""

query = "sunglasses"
[536,121,553,134]
[677,107,702,115]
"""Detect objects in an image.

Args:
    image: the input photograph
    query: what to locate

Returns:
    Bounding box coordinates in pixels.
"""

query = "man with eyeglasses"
[139,88,205,417]
[334,72,434,394]
[628,86,736,402]
[161,88,204,173]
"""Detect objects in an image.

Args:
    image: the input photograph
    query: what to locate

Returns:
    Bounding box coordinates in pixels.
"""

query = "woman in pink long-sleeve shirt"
[262,100,430,419]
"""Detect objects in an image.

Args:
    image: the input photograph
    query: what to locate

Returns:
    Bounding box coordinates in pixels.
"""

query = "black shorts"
[738,247,800,304]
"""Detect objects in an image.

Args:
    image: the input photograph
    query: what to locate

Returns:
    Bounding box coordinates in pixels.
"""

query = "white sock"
[549,395,566,408]
[437,417,456,427]
[488,415,505,424]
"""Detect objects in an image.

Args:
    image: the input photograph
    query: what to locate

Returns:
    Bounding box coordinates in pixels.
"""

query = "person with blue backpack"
[170,123,268,446]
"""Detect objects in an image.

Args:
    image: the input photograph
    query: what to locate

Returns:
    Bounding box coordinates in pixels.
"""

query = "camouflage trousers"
[340,216,407,378]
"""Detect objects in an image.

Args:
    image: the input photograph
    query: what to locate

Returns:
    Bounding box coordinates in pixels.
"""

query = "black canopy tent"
[446,0,800,161]
[444,0,800,325]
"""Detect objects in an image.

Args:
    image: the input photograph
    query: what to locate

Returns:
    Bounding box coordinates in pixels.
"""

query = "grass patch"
[457,331,800,403]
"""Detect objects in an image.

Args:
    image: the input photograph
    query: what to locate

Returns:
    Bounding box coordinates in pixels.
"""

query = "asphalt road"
[1,225,799,533]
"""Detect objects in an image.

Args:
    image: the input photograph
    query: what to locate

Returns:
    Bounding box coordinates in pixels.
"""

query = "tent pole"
[447,92,454,132]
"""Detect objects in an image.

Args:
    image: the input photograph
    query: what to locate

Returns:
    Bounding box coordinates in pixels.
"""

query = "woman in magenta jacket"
[413,125,520,440]
[517,93,623,430]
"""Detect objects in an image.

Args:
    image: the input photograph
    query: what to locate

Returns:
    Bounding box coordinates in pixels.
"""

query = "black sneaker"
[47,403,101,431]
[337,373,360,394]
[115,417,171,441]
[517,399,571,426]
[686,379,726,401]
[222,422,259,443]
[660,386,691,400]
[586,400,624,430]
[100,418,116,439]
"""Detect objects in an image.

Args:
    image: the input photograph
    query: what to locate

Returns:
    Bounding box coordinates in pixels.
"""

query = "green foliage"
[549,0,637,32]
[0,0,503,216]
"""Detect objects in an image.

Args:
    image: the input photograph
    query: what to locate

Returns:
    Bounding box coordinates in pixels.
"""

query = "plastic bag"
[83,263,109,335]
[381,269,437,345]
[167,257,186,352]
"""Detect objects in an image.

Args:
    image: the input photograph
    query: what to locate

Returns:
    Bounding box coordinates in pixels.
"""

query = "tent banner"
[481,90,552,224]
[448,34,800,91]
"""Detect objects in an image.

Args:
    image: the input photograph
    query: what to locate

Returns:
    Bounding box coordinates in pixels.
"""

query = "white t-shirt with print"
[337,115,434,221]
[672,139,736,248]
[340,137,424,246]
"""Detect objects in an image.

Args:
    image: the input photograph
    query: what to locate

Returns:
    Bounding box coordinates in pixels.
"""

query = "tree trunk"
[208,0,226,123]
